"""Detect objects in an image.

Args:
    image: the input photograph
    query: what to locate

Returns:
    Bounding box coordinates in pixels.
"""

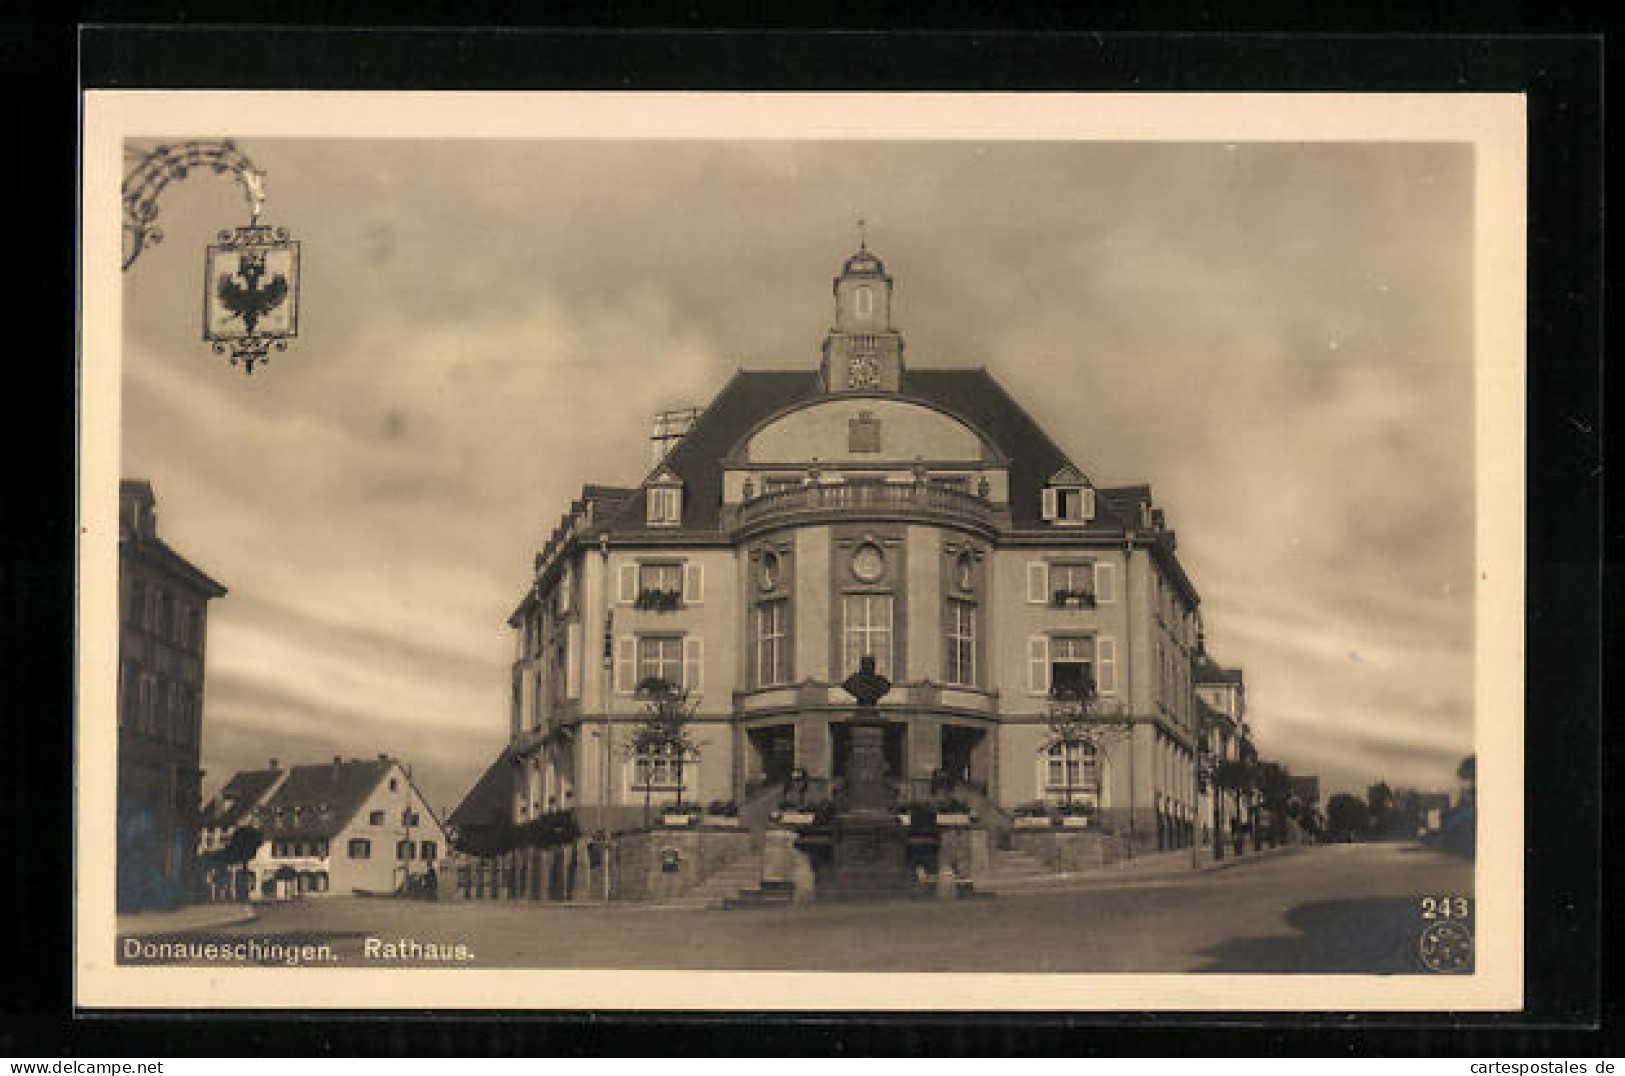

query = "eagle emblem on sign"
[216,251,289,335]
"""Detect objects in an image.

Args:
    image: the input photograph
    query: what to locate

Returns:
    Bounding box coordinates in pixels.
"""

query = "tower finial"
[856,215,868,251]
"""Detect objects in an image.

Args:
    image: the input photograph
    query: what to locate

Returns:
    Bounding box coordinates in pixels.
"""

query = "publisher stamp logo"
[1418,919,1474,973]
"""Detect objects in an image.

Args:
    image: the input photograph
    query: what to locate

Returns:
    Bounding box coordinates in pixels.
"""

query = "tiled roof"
[121,533,228,597]
[608,366,1134,533]
[201,768,283,830]
[613,370,820,532]
[446,747,516,831]
[252,758,393,840]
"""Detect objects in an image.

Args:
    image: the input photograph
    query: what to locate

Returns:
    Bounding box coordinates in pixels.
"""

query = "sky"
[119,137,1476,815]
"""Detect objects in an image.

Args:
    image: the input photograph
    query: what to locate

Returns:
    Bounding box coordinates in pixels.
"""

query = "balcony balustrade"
[732,480,1002,532]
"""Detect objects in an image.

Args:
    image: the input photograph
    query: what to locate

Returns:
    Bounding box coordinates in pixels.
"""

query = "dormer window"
[1040,466,1095,524]
[646,471,683,527]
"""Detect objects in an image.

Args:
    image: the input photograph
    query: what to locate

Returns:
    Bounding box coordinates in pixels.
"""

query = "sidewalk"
[978,843,1303,894]
[117,902,258,936]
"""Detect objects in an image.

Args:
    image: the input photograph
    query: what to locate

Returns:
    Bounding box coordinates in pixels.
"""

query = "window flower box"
[1061,815,1092,828]
[1051,589,1097,609]
[936,812,974,827]
[634,588,684,612]
[1014,815,1056,829]
[661,813,695,827]
[702,814,742,829]
[774,810,817,827]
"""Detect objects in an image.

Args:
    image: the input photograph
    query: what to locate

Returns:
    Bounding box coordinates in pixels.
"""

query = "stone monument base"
[823,813,913,898]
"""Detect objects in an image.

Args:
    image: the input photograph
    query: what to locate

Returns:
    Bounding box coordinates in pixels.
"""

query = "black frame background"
[0,17,1605,1057]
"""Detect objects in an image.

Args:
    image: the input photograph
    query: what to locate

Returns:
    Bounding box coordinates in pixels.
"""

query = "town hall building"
[454,242,1248,898]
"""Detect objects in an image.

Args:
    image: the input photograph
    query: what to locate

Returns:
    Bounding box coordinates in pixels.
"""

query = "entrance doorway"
[940,725,986,789]
[748,724,796,786]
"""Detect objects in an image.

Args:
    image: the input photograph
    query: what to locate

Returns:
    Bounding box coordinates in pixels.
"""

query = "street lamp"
[123,140,301,374]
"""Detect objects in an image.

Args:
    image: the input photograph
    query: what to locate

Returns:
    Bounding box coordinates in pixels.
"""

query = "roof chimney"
[269,757,280,770]
[378,752,389,762]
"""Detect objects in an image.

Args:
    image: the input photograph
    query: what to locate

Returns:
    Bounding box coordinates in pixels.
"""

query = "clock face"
[847,351,881,390]
[851,543,885,583]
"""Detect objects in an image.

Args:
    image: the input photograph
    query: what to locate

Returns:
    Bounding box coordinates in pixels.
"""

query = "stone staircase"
[656,847,769,910]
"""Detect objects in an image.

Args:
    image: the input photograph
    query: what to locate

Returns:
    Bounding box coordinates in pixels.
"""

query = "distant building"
[1194,654,1255,852]
[118,479,226,911]
[231,755,447,900]
[197,762,288,901]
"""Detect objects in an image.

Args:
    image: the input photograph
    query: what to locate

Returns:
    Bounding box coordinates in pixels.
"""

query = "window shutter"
[1094,561,1117,603]
[618,563,637,604]
[1026,561,1048,604]
[1040,487,1059,521]
[683,636,704,693]
[1028,635,1050,695]
[566,624,583,698]
[683,562,704,604]
[1097,637,1118,695]
[1082,486,1097,520]
[615,636,636,693]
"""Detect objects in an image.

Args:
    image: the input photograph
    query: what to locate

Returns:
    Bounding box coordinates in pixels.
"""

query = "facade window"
[388,778,398,792]
[1051,635,1095,697]
[1041,484,1096,523]
[127,580,146,627]
[1044,741,1101,805]
[1050,562,1095,603]
[420,841,437,862]
[854,284,873,317]
[368,810,384,825]
[348,839,371,859]
[647,485,682,526]
[119,662,139,727]
[636,562,683,608]
[402,810,420,827]
[396,840,416,861]
[755,598,790,686]
[842,593,894,678]
[944,598,976,686]
[632,742,687,791]
[637,636,685,689]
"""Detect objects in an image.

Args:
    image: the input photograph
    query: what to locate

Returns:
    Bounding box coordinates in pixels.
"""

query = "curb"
[117,903,259,936]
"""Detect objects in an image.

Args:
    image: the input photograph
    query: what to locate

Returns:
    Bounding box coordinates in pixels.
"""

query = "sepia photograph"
[76,92,1525,1011]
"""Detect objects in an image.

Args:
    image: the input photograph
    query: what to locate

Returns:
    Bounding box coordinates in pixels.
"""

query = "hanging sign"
[203,223,301,374]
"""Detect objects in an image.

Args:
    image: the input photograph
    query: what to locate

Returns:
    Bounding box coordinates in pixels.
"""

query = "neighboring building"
[461,243,1235,880]
[117,479,227,911]
[236,754,446,900]
[1195,653,1253,851]
[197,761,288,900]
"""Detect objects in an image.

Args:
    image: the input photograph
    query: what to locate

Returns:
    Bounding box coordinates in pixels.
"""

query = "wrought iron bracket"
[122,140,266,272]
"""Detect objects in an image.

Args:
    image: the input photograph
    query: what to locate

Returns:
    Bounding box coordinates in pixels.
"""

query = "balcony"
[732,481,1003,534]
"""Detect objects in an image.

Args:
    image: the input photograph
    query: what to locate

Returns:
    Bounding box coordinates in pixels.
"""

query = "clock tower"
[820,240,905,393]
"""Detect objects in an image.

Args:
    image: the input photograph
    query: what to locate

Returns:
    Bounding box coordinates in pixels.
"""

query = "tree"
[1325,794,1367,842]
[1041,679,1130,812]
[205,825,262,901]
[1456,754,1477,804]
[1367,781,1395,837]
[1253,762,1294,845]
[626,678,703,820]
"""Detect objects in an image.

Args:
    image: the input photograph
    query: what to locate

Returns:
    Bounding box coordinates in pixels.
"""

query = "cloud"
[118,137,1478,809]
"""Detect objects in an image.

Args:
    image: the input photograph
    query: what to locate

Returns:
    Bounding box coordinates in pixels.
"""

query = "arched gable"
[728,395,1005,466]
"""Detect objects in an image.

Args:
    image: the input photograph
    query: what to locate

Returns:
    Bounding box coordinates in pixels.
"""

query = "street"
[120,842,1472,974]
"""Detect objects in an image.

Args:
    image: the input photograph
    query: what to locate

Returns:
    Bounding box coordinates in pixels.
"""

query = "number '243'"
[1420,895,1471,919]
